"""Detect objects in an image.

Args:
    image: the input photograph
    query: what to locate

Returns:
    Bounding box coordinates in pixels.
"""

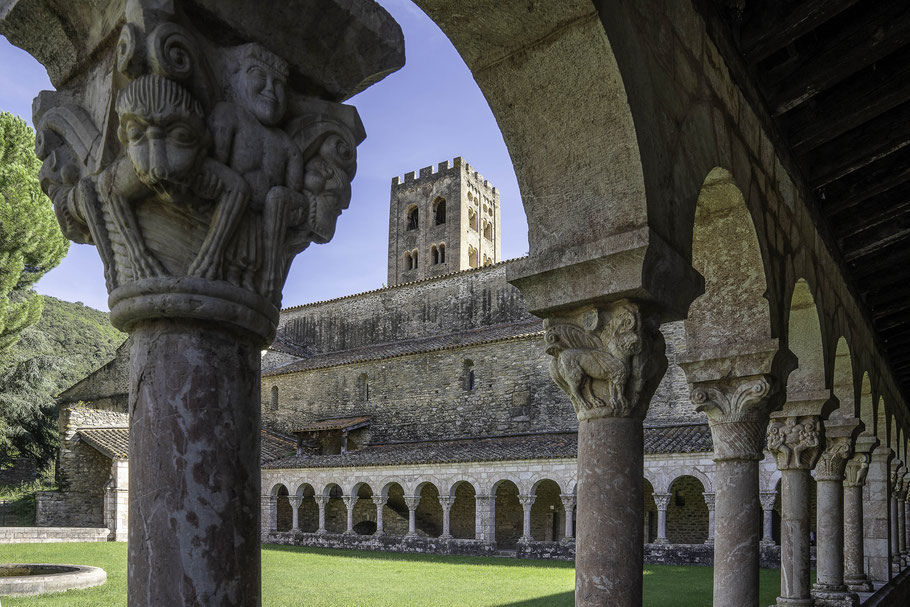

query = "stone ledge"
[0,527,111,544]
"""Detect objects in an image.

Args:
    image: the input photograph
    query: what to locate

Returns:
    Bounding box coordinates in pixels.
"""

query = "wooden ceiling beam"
[764,2,910,114]
[785,45,910,154]
[830,183,910,233]
[807,101,910,188]
[740,0,862,64]
[818,146,910,215]
[841,218,910,263]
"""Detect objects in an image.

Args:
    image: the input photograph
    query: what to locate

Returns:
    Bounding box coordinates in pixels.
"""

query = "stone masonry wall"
[666,475,709,544]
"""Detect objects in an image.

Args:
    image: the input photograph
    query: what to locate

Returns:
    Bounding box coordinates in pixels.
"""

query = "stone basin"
[0,564,106,597]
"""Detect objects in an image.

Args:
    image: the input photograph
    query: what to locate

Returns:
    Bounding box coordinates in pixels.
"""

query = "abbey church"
[41,158,786,563]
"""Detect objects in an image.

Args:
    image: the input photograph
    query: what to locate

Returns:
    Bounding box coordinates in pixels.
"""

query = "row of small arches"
[406,198,446,231]
[403,244,446,271]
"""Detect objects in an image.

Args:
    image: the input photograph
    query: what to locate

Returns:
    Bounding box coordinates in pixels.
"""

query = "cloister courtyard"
[0,543,795,607]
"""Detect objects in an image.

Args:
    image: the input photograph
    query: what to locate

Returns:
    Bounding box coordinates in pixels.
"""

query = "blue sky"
[0,0,526,311]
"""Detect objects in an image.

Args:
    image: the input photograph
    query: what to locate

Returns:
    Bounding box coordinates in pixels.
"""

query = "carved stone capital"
[759,491,777,511]
[702,492,716,510]
[371,496,387,507]
[287,496,303,509]
[27,1,398,346]
[438,496,454,510]
[560,494,576,510]
[314,495,329,507]
[815,436,854,482]
[653,492,672,511]
[342,495,357,510]
[543,300,666,421]
[403,495,420,510]
[689,375,776,461]
[767,415,823,471]
[843,453,871,488]
[518,495,535,509]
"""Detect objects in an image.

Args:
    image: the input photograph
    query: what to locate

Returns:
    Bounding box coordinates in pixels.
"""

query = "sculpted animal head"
[116,75,207,199]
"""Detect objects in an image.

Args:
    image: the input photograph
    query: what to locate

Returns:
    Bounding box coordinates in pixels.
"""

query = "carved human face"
[121,113,206,198]
[237,61,287,126]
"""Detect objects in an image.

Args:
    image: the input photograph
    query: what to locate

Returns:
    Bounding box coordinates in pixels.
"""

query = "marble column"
[703,492,716,545]
[843,434,877,592]
[475,495,493,544]
[560,494,576,541]
[543,301,667,607]
[404,496,420,537]
[760,491,778,545]
[315,495,328,535]
[685,373,781,607]
[439,496,454,539]
[5,0,402,603]
[288,496,303,532]
[812,419,860,607]
[865,446,895,582]
[767,414,825,607]
[653,493,671,544]
[518,495,535,543]
[372,496,387,536]
[342,495,357,535]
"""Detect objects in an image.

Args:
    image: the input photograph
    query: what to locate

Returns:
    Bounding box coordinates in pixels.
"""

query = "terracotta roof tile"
[293,417,371,433]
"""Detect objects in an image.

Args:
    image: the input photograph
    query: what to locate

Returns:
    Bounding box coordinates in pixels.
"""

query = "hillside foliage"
[0,296,126,469]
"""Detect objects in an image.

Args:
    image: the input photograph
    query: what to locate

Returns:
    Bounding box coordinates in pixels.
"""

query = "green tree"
[0,111,68,357]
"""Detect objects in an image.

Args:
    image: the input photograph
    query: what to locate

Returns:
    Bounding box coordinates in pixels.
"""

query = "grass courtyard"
[0,542,790,606]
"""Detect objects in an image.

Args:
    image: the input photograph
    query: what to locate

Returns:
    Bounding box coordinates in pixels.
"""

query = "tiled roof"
[79,428,297,464]
[78,428,129,459]
[294,417,371,433]
[264,319,544,377]
[264,424,713,469]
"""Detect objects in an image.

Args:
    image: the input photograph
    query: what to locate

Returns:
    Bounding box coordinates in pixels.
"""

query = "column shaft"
[441,506,452,538]
[779,468,813,604]
[844,484,870,591]
[763,508,775,544]
[317,498,327,534]
[713,458,762,607]
[128,322,261,606]
[575,417,643,607]
[814,479,846,591]
[373,498,386,536]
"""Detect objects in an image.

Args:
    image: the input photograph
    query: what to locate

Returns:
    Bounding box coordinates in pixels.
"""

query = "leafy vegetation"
[0,296,125,469]
[0,543,799,606]
[0,112,69,356]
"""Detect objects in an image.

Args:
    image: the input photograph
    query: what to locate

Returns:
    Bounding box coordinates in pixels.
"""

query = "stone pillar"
[812,420,860,607]
[685,373,782,607]
[760,491,778,545]
[439,496,454,539]
[653,493,671,544]
[315,495,328,535]
[288,496,302,532]
[767,414,824,607]
[865,446,894,582]
[560,494,575,541]
[518,495,535,543]
[543,301,667,607]
[843,434,877,592]
[905,497,910,564]
[342,495,357,535]
[475,495,492,544]
[898,478,908,567]
[372,496,387,536]
[264,495,278,535]
[404,495,420,537]
[5,1,402,604]
[703,492,715,545]
[890,462,903,575]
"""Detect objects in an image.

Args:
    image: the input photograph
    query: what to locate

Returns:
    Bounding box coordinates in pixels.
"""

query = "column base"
[844,575,873,593]
[342,531,355,536]
[315,529,328,536]
[652,538,669,545]
[760,539,777,546]
[704,539,714,546]
[559,537,576,546]
[811,587,859,607]
[776,598,814,607]
[517,536,533,545]
[440,533,453,540]
[373,531,384,537]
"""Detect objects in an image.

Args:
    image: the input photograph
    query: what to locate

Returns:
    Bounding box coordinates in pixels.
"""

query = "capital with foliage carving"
[690,375,776,461]
[403,495,421,510]
[653,492,672,511]
[759,491,777,511]
[815,436,854,481]
[767,416,823,470]
[702,492,716,511]
[560,494,576,510]
[287,495,303,510]
[543,300,666,421]
[29,0,394,346]
[342,495,357,510]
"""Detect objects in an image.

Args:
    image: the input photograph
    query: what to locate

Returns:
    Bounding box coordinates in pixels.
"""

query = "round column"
[404,496,420,537]
[560,494,575,541]
[652,493,671,544]
[372,496,387,536]
[439,496,453,539]
[288,496,303,532]
[342,495,357,535]
[843,447,874,592]
[760,491,778,545]
[315,495,328,535]
[703,492,715,544]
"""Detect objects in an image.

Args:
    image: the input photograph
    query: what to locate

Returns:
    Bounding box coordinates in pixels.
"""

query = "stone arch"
[666,467,713,494]
[415,480,443,538]
[380,481,408,537]
[438,242,446,263]
[643,469,663,494]
[321,482,345,534]
[765,469,782,494]
[786,279,827,398]
[530,477,567,496]
[860,372,875,433]
[274,484,291,532]
[832,337,857,419]
[686,167,774,357]
[403,250,413,271]
[406,204,418,230]
[431,244,439,265]
[294,482,318,533]
[876,397,888,447]
[350,482,375,535]
[269,385,279,411]
[492,479,522,549]
[488,476,525,497]
[269,482,288,497]
[449,480,476,540]
[529,479,563,542]
[666,475,709,544]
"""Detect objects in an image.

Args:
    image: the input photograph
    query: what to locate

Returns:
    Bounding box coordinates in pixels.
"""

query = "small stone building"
[48,160,790,562]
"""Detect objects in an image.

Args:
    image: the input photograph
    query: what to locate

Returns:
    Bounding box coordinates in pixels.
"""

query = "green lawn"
[0,542,791,606]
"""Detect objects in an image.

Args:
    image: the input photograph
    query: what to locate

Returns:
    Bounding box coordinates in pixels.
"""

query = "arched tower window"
[404,251,413,271]
[412,249,418,268]
[406,206,419,230]
[468,208,478,231]
[483,221,493,241]
[434,198,446,225]
[431,245,439,265]
[464,359,476,391]
[270,385,279,411]
[468,245,478,268]
[439,244,446,264]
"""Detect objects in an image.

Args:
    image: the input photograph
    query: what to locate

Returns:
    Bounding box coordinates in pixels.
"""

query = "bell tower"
[387,157,501,286]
